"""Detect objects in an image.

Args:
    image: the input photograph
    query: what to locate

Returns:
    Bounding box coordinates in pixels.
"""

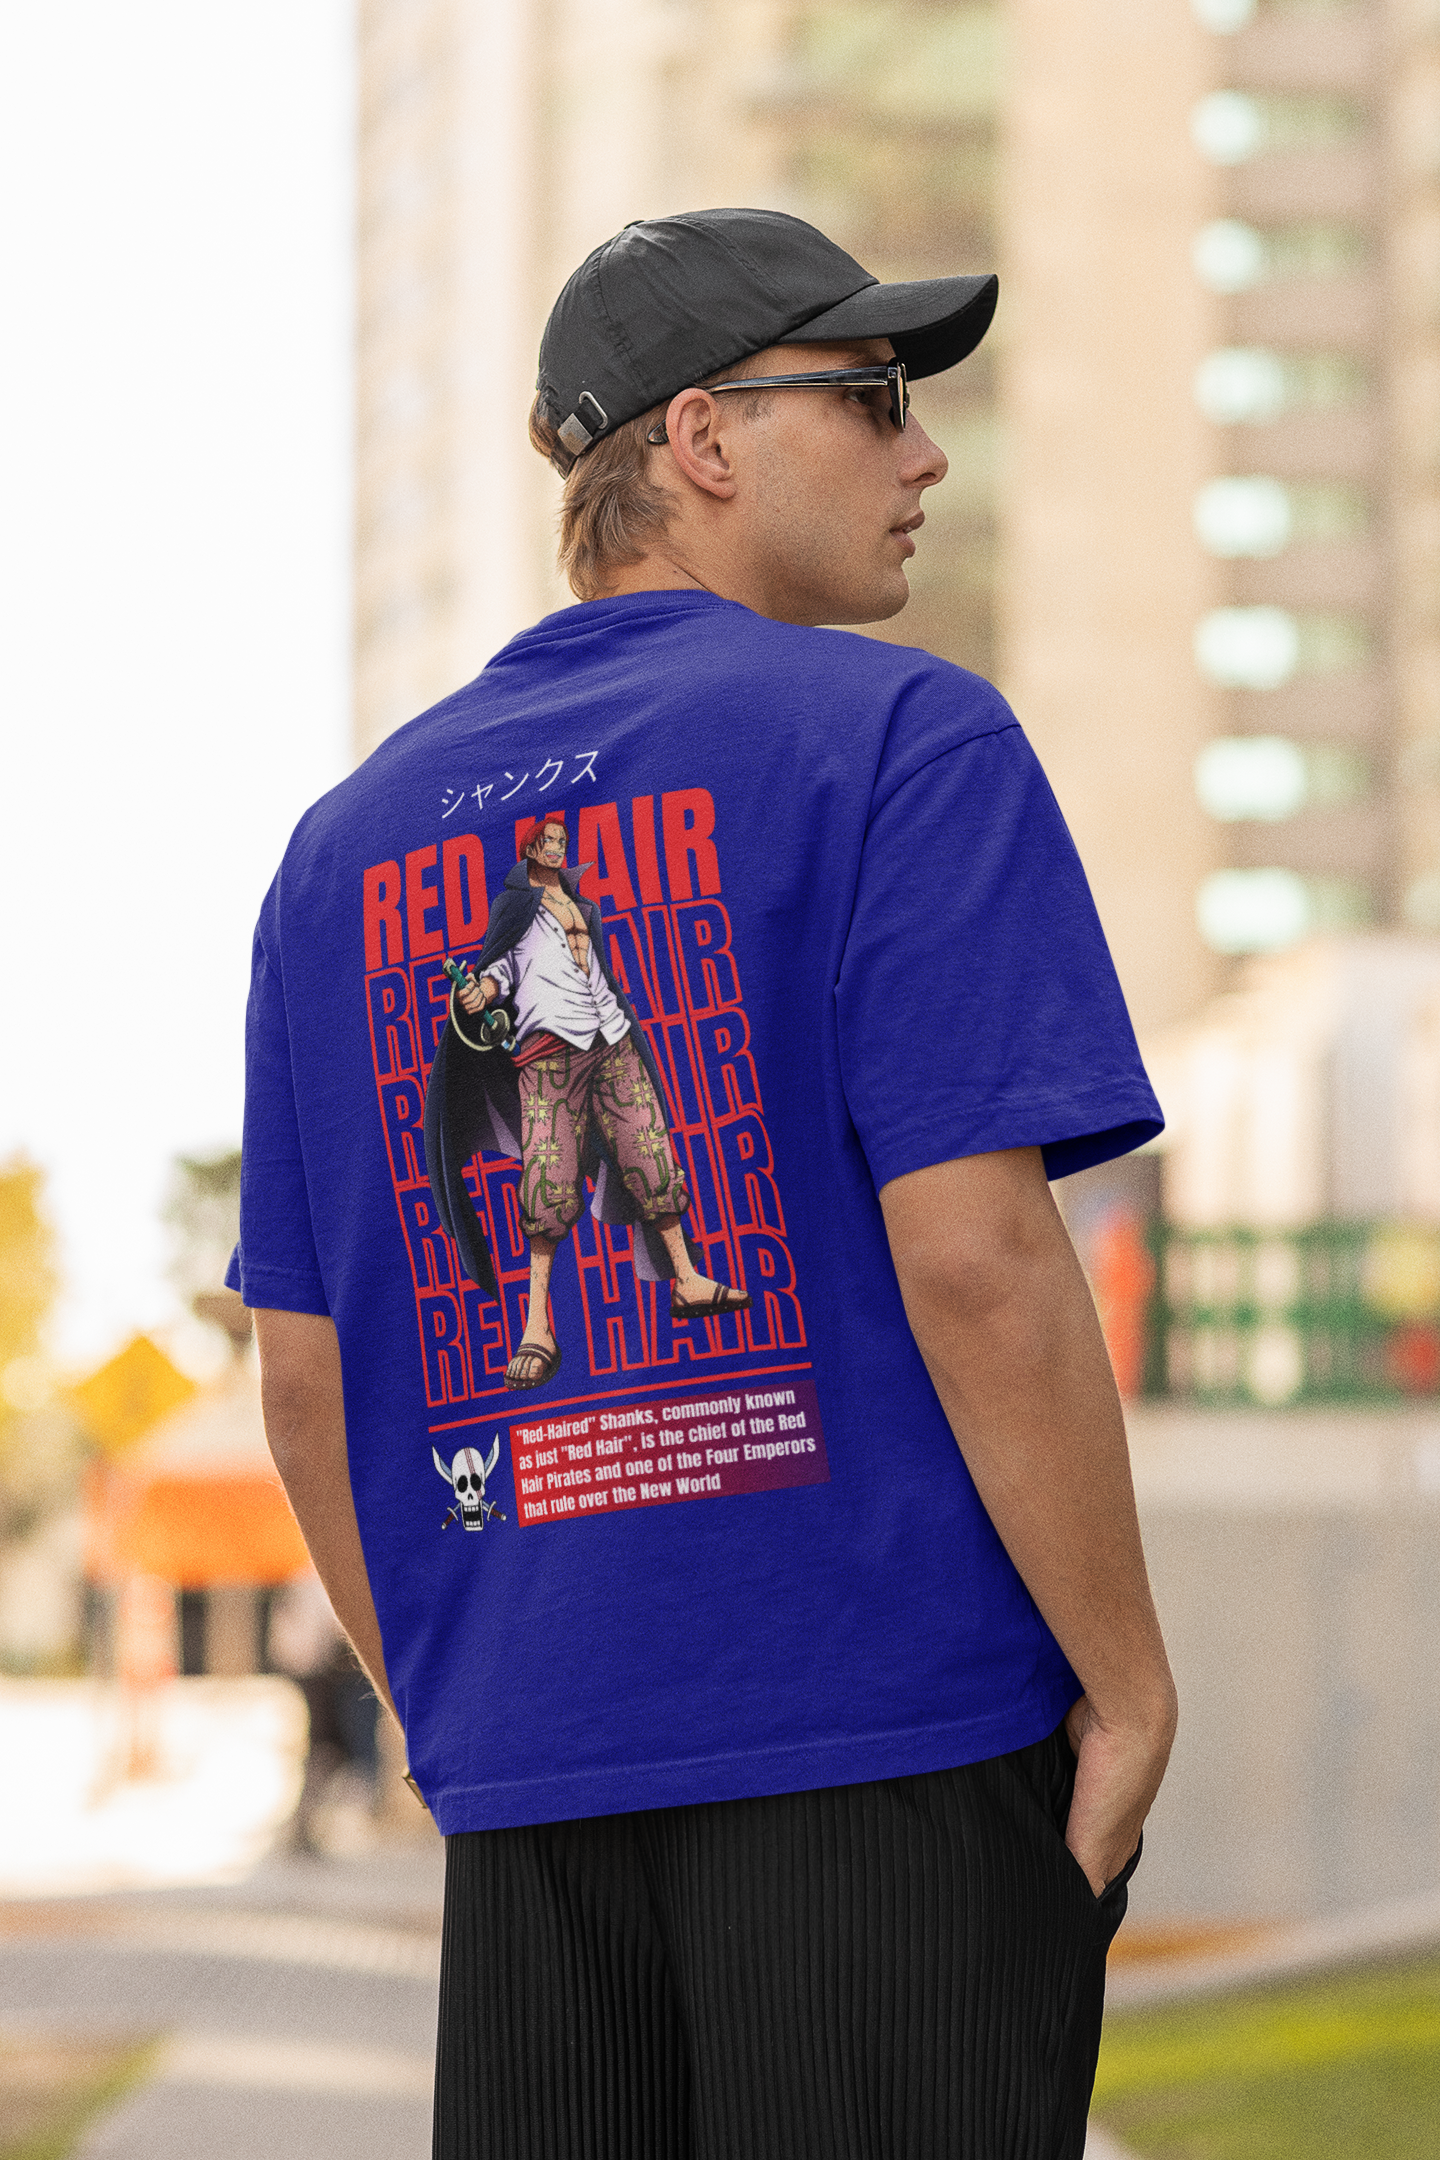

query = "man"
[233,208,1176,2159]
[433,805,748,1390]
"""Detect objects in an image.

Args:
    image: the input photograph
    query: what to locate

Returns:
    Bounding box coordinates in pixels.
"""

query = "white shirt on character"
[486,906,629,1052]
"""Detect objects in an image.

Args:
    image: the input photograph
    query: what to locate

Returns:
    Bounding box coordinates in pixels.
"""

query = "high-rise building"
[1183,0,1433,954]
[1006,0,1440,1038]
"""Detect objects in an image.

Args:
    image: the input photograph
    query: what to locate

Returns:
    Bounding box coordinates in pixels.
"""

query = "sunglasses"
[645,361,910,445]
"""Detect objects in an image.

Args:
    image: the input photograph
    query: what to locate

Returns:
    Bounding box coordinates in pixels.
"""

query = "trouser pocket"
[1096,1832,1142,1950]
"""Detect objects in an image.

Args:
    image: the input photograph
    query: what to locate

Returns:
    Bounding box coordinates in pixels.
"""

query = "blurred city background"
[4,0,1440,2152]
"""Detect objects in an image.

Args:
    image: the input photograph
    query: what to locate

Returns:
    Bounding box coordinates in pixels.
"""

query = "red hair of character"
[518,810,567,857]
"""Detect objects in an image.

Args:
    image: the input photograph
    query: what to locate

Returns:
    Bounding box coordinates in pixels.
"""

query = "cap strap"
[557,391,610,458]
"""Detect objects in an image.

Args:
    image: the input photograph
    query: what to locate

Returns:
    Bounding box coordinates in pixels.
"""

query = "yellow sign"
[70,1336,197,1457]
[1363,1226,1440,1321]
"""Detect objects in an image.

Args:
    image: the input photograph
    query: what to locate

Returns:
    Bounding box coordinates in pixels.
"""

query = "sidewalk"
[0,1846,444,2160]
[1107,1887,1440,2011]
[0,1675,443,2158]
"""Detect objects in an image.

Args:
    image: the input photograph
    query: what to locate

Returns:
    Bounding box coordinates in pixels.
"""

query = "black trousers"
[433,1723,1135,2160]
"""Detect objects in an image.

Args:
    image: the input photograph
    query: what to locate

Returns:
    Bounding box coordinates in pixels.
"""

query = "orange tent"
[85,1356,309,1589]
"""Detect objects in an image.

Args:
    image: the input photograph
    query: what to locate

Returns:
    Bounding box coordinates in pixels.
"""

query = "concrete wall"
[1128,1403,1440,1921]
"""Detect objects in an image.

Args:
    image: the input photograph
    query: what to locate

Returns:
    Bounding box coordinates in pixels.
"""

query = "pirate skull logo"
[433,1436,506,1532]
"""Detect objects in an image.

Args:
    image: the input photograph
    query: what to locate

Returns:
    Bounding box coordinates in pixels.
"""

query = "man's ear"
[663,388,739,500]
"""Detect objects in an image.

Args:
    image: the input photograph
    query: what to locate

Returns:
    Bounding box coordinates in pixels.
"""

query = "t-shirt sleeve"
[835,711,1163,1191]
[225,888,330,1315]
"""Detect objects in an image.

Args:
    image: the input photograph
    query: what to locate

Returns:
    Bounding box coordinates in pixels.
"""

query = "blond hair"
[529,400,673,602]
[529,362,772,601]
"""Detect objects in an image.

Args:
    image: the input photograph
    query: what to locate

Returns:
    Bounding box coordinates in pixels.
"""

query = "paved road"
[0,1845,444,2160]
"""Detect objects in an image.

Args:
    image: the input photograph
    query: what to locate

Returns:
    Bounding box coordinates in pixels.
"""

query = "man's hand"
[1064,1692,1172,1894]
[881,1147,1177,1897]
[458,973,497,1016]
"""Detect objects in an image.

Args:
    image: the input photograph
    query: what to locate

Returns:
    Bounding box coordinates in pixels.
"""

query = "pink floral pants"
[516,1032,688,1243]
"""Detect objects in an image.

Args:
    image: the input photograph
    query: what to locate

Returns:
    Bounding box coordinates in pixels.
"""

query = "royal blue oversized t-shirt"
[228,590,1162,1833]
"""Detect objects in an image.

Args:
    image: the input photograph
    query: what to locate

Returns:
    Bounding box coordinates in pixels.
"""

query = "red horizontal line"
[428,1362,813,1434]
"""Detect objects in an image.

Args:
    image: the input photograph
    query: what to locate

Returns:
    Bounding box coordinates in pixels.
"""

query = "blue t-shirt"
[228,590,1162,1833]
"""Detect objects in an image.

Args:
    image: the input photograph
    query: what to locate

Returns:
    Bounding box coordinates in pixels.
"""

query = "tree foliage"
[0,1152,58,1383]
[163,1149,243,1307]
[0,1154,72,1555]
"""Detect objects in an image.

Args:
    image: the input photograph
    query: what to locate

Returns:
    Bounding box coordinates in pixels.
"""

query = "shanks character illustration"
[423,809,750,1393]
[434,1438,506,1531]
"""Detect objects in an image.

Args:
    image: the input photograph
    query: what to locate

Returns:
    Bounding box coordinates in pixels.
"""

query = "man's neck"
[590,541,795,622]
[594,556,711,602]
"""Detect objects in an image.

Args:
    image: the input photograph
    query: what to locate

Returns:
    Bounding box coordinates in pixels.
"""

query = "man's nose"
[901,418,948,490]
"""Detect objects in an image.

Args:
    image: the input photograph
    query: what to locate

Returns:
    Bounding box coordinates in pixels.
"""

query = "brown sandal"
[506,1340,562,1390]
[670,1283,752,1321]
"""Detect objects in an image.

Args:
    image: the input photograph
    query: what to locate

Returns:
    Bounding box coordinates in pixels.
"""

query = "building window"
[1190,0,1255,30]
[1404,873,1440,932]
[1191,0,1366,26]
[1197,868,1373,954]
[1192,219,1368,293]
[1194,347,1370,424]
[1190,91,1367,166]
[1194,476,1292,556]
[1195,606,1371,689]
[1195,607,1297,688]
[1195,735,1369,820]
[1193,475,1368,556]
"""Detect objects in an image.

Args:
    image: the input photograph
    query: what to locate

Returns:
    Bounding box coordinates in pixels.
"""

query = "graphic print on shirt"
[433,1439,507,1531]
[362,790,828,1529]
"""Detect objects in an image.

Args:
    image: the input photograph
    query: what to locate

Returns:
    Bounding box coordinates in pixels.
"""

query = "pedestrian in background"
[267,1570,379,1854]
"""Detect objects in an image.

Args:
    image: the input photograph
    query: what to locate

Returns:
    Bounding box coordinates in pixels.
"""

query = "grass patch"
[0,2035,156,2160]
[1094,1954,1440,2160]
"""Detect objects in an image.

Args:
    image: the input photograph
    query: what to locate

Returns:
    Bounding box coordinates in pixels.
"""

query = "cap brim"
[784,272,998,379]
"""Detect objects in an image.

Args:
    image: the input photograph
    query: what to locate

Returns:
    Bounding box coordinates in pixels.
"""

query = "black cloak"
[423,859,693,1298]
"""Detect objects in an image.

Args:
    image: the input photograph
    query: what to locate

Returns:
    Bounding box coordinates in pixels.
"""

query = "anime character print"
[424,811,750,1391]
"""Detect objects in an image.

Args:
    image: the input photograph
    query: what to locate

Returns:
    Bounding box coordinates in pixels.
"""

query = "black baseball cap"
[535,207,997,467]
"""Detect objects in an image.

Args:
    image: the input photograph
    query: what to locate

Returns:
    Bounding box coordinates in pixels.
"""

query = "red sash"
[510,1029,569,1071]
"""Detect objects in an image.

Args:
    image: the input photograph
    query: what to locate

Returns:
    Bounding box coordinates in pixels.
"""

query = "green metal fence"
[1147,1223,1440,1406]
